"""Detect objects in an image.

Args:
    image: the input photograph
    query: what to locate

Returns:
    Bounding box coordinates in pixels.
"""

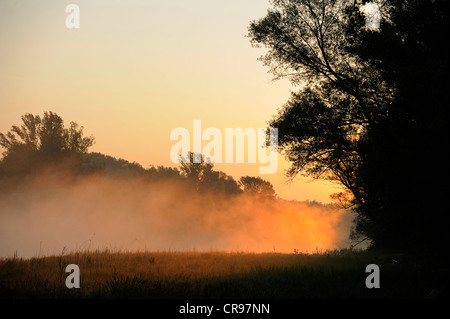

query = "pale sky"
[0,0,342,202]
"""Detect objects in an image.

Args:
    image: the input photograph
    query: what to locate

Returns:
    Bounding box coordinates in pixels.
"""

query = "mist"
[0,168,354,259]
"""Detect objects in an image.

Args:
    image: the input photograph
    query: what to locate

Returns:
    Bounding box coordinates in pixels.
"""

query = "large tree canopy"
[0,111,95,175]
[239,176,276,200]
[249,0,449,251]
[178,152,242,194]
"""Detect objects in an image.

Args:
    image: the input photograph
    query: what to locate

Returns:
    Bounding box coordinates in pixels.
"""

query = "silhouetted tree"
[0,111,95,175]
[345,0,450,252]
[178,152,241,194]
[147,165,182,181]
[248,0,387,205]
[1,112,94,157]
[239,176,276,200]
[178,152,215,191]
[202,170,242,195]
[249,0,449,252]
[80,152,149,178]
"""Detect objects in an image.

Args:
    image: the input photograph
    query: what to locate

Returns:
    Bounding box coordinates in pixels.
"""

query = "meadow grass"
[0,249,447,299]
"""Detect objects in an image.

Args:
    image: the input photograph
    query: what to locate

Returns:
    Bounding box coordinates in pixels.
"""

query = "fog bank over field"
[0,168,353,259]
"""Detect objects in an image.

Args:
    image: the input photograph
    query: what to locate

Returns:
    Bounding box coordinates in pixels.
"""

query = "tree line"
[0,111,276,200]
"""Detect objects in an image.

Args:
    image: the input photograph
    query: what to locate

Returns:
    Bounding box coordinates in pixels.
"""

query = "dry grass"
[0,249,446,298]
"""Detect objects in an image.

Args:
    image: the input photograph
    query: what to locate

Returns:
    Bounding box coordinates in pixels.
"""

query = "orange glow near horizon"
[0,170,353,258]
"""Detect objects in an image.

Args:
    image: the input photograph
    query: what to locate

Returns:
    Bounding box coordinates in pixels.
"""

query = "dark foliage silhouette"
[239,176,276,200]
[0,111,95,177]
[249,0,449,252]
[178,152,242,194]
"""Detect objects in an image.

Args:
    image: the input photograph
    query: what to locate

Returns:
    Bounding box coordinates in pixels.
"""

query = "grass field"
[0,249,447,299]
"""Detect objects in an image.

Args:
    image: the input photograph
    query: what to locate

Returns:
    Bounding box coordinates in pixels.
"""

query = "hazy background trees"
[0,111,95,176]
[0,113,277,202]
[239,176,276,200]
[249,0,449,252]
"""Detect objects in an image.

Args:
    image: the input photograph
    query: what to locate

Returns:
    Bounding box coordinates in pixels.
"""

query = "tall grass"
[0,249,447,298]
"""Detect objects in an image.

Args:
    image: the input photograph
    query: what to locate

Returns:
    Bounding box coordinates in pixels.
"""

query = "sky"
[0,0,342,203]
